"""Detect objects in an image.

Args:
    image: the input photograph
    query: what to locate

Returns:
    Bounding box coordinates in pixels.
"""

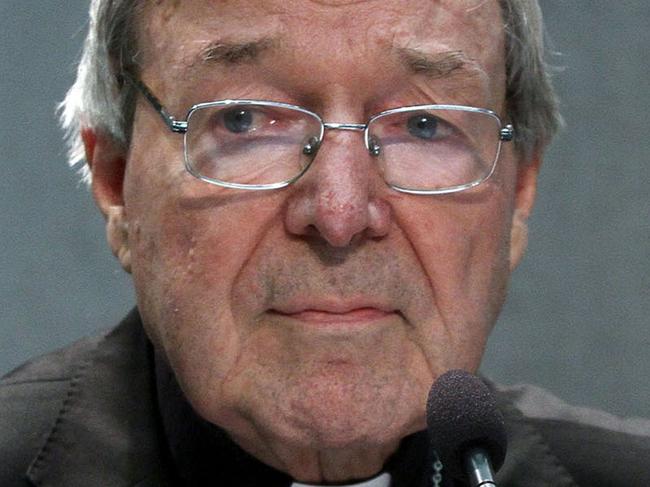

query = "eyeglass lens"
[186,104,321,186]
[369,108,501,192]
[185,103,502,191]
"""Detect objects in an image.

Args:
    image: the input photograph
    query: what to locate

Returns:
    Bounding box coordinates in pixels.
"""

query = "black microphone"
[426,370,507,486]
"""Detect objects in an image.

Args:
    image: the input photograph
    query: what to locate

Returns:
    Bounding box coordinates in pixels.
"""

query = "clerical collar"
[154,351,442,486]
[292,472,392,487]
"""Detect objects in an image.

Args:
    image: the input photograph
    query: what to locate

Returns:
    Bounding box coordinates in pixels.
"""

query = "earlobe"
[509,209,529,270]
[509,152,542,270]
[107,205,132,273]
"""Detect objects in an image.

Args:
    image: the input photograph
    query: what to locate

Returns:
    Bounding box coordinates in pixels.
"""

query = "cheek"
[397,182,515,369]
[126,200,275,428]
[124,158,283,377]
[128,207,236,373]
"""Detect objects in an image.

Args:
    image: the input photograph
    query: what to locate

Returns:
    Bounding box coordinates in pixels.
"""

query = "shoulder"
[0,310,144,486]
[0,333,104,485]
[496,382,650,486]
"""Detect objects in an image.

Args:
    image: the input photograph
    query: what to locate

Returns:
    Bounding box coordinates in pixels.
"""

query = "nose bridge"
[315,126,372,197]
[284,122,389,247]
[317,122,370,162]
[316,128,370,246]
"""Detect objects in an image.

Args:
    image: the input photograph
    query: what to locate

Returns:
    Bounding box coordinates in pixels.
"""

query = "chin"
[252,369,427,450]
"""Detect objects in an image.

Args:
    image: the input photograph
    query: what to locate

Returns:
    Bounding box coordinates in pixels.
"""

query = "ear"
[82,128,132,273]
[509,151,542,271]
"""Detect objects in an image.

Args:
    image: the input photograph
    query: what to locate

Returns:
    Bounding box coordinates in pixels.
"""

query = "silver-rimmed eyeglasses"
[125,74,514,195]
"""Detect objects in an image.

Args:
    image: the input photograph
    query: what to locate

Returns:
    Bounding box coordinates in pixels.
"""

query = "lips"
[279,307,393,324]
[270,298,399,327]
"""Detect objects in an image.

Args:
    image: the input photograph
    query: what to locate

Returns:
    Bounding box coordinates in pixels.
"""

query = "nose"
[284,129,392,247]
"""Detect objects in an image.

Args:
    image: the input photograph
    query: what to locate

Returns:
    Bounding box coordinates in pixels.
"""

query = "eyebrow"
[188,39,485,94]
[397,48,484,81]
[197,37,277,66]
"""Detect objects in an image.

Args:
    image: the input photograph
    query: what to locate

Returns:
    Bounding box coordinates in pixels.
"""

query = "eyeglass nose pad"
[302,136,321,156]
[368,137,381,157]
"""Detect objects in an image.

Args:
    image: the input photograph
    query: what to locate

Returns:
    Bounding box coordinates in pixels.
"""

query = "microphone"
[426,370,507,487]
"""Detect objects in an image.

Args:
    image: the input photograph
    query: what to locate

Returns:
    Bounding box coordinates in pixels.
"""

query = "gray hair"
[60,0,561,181]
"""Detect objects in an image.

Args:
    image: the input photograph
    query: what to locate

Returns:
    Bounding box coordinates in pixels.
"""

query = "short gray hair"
[60,0,561,181]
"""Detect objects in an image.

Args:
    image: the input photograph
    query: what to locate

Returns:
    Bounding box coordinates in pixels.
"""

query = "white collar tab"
[292,472,391,487]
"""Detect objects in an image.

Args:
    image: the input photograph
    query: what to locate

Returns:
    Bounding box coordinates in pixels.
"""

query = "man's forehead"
[150,0,496,10]
[140,0,503,51]
[136,0,505,106]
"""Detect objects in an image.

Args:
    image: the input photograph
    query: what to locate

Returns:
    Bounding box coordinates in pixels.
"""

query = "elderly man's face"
[88,0,538,482]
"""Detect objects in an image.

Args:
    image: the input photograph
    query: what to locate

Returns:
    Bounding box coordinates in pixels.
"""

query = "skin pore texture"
[85,0,540,483]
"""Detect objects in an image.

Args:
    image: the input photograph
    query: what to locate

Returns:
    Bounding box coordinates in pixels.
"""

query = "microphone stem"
[464,447,497,487]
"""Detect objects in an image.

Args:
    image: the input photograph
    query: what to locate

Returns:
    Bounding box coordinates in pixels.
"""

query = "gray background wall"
[1,2,648,418]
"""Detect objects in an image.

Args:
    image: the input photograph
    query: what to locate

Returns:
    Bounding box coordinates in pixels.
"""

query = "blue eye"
[224,108,253,133]
[407,114,438,140]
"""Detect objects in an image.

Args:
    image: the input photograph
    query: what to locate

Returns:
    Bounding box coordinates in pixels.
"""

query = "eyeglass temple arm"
[120,72,188,134]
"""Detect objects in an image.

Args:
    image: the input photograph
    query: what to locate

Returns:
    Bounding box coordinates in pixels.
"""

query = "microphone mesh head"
[426,369,507,480]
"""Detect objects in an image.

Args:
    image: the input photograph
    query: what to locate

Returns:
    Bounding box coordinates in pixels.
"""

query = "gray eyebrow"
[397,48,483,80]
[197,37,278,66]
[189,39,485,92]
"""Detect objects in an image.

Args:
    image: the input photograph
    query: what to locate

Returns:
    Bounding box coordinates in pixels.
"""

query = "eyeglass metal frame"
[124,73,515,195]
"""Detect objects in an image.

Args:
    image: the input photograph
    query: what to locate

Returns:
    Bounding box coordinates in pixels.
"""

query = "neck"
[228,429,399,484]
